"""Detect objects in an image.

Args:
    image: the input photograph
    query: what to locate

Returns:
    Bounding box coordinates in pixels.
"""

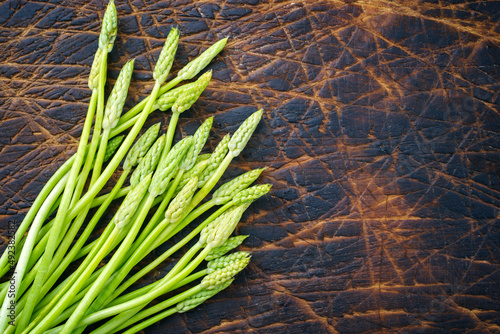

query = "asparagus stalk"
[0,156,73,278]
[0,98,137,277]
[136,116,213,246]
[43,270,209,334]
[80,175,200,322]
[53,152,268,334]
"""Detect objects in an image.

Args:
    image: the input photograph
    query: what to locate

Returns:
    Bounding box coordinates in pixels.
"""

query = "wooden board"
[1,0,499,333]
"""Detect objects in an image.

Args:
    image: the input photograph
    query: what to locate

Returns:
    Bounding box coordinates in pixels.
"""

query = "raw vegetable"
[0,1,270,333]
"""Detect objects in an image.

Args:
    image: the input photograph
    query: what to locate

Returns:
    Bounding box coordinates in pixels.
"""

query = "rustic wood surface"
[1,0,500,333]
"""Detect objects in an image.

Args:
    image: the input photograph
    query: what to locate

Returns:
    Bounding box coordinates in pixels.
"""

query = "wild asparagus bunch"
[0,1,270,333]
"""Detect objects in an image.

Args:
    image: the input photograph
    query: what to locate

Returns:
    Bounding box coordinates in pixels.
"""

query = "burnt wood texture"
[1,0,500,333]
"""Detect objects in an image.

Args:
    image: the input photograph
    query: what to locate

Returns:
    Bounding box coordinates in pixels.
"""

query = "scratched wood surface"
[1,0,500,333]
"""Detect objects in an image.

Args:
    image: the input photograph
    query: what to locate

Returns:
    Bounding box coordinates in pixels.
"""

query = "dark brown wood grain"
[1,0,499,333]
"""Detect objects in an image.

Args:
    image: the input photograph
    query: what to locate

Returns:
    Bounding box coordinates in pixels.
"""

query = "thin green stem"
[137,169,183,246]
[26,185,149,334]
[0,252,41,311]
[91,129,109,181]
[50,272,115,329]
[0,91,97,330]
[164,111,179,155]
[115,285,203,334]
[1,76,168,276]
[21,170,130,321]
[32,264,89,316]
[12,259,39,305]
[88,189,180,313]
[0,155,74,279]
[91,307,142,334]
[54,267,206,333]
[38,264,112,322]
[50,129,110,257]
[117,76,182,125]
[19,153,232,333]
[155,246,211,292]
[114,270,207,308]
[39,129,109,308]
[0,77,166,284]
[26,227,121,334]
[104,285,202,334]
[45,270,206,334]
[60,195,155,334]
[16,52,107,331]
[33,183,149,316]
[73,191,163,261]
[0,179,129,283]
[2,189,66,323]
[17,87,163,328]
[78,245,208,326]
[81,174,184,316]
[9,171,68,279]
[22,222,115,334]
[122,307,177,334]
[109,114,141,138]
[91,186,130,207]
[69,114,104,210]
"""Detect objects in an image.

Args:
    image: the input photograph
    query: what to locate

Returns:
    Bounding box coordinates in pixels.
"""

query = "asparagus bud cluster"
[103,60,135,130]
[153,28,180,84]
[154,83,192,111]
[164,177,198,224]
[172,71,212,114]
[182,117,213,170]
[89,48,104,90]
[202,254,251,289]
[198,134,230,188]
[98,0,118,52]
[130,135,165,186]
[124,123,161,171]
[103,135,124,162]
[176,279,233,313]
[234,184,273,204]
[205,235,249,261]
[115,174,151,228]
[176,158,209,192]
[229,109,264,157]
[177,38,228,80]
[199,203,250,248]
[149,136,193,197]
[207,251,251,272]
